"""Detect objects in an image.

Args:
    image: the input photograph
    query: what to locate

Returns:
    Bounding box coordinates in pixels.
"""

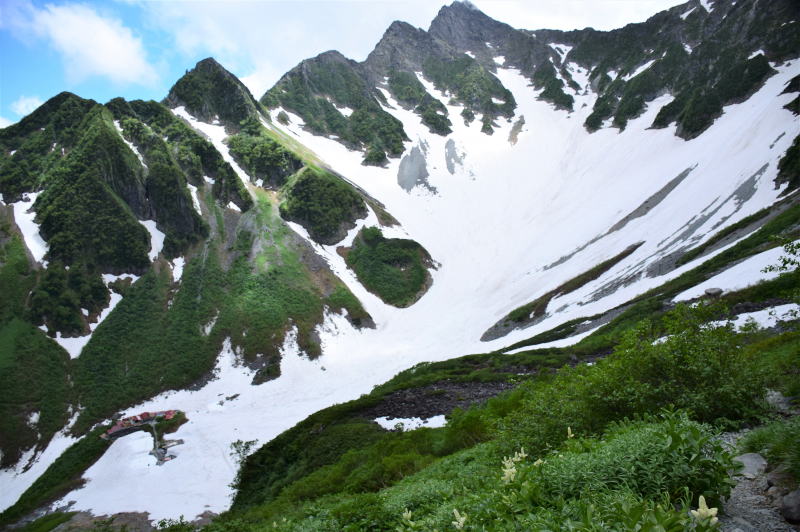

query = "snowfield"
[3,57,799,522]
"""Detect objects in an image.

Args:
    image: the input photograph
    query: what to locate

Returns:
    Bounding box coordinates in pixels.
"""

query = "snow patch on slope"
[50,274,139,359]
[374,415,447,431]
[0,415,79,512]
[139,220,165,261]
[11,192,48,265]
[673,242,796,301]
[113,120,147,168]
[623,59,656,81]
[187,184,202,214]
[171,106,253,195]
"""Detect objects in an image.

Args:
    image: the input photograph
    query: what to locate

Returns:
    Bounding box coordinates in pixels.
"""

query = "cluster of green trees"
[344,226,431,307]
[279,168,367,244]
[388,70,453,135]
[421,55,516,132]
[227,117,302,187]
[532,61,575,112]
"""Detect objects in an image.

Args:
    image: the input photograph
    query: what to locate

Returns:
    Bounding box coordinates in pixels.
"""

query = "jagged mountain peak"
[164,56,262,128]
[364,19,442,78]
[429,0,515,48]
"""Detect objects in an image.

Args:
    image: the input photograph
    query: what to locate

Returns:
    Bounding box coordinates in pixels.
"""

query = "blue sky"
[0,0,686,127]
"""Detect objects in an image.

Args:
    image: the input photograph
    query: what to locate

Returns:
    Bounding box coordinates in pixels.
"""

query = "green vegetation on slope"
[279,167,367,245]
[73,192,369,432]
[227,117,302,188]
[777,133,800,194]
[106,97,252,212]
[740,416,800,482]
[262,52,408,164]
[343,226,432,307]
[387,70,452,135]
[422,55,515,133]
[0,319,71,469]
[164,57,262,126]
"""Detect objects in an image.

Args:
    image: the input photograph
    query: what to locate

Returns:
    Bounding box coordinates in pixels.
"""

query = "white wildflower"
[452,509,467,529]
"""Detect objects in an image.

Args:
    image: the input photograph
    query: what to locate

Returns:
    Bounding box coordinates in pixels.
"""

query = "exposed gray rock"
[444,138,464,174]
[782,490,800,523]
[398,145,436,193]
[705,287,724,298]
[735,453,768,480]
[766,390,795,415]
[508,115,525,145]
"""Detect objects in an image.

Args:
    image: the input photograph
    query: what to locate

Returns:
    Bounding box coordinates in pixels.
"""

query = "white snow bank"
[12,192,48,264]
[505,324,603,354]
[172,257,185,282]
[673,242,796,301]
[139,220,165,261]
[113,120,147,168]
[0,418,78,511]
[749,49,765,60]
[548,43,573,63]
[699,0,714,12]
[727,304,799,330]
[187,184,202,214]
[493,56,506,66]
[227,201,241,212]
[680,7,696,20]
[374,415,447,431]
[51,274,139,359]
[336,105,353,118]
[171,106,254,193]
[623,59,656,81]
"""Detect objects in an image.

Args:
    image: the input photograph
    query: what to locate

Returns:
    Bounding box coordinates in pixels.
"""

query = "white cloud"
[5,1,158,86]
[11,95,44,117]
[0,116,15,128]
[472,0,688,31]
[138,0,449,97]
[141,0,688,99]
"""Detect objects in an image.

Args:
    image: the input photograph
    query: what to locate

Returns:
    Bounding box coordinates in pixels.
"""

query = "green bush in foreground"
[500,303,766,453]
[219,413,729,531]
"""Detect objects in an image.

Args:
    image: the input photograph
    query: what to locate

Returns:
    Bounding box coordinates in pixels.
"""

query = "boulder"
[781,489,800,523]
[704,287,723,298]
[734,453,767,479]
